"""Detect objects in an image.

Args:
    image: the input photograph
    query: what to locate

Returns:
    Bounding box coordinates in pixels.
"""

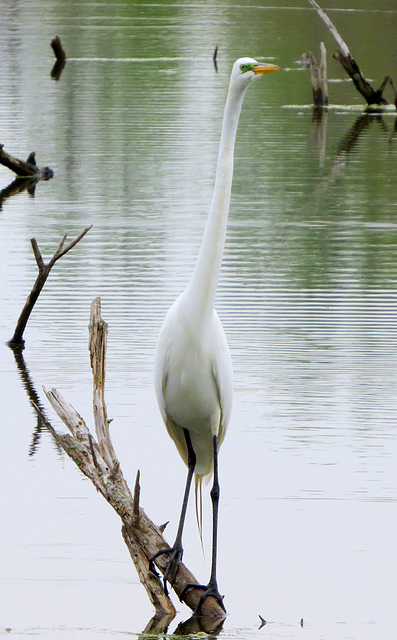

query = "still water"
[1,1,397,638]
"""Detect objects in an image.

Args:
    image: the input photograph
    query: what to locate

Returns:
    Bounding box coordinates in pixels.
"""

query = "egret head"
[231,57,280,90]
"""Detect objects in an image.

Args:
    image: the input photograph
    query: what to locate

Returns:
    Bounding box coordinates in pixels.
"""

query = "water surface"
[1,2,397,639]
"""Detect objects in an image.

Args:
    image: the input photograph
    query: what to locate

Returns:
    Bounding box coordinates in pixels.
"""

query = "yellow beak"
[253,62,280,75]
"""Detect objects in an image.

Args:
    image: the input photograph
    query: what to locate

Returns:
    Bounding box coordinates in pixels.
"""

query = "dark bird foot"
[149,545,183,594]
[180,580,226,615]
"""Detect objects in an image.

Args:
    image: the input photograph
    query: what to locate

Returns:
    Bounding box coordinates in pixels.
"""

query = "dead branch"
[319,42,328,106]
[7,227,92,347]
[51,36,66,62]
[0,144,54,179]
[303,43,329,107]
[308,0,349,56]
[88,302,118,468]
[50,36,66,80]
[389,77,397,109]
[43,297,226,619]
[213,45,219,73]
[308,0,392,107]
[333,50,389,106]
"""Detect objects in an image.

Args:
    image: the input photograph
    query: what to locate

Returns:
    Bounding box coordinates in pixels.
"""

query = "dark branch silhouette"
[213,45,219,73]
[308,0,394,108]
[0,144,54,179]
[9,346,63,457]
[0,177,40,211]
[7,226,92,347]
[51,36,66,62]
[50,36,66,80]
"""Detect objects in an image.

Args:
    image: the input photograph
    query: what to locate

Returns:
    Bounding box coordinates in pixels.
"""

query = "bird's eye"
[240,64,246,71]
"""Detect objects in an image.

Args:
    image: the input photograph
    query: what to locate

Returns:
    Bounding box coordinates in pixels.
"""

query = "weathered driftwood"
[7,227,92,346]
[43,297,226,620]
[0,144,54,179]
[88,303,118,468]
[302,42,328,107]
[308,0,392,108]
[319,42,328,105]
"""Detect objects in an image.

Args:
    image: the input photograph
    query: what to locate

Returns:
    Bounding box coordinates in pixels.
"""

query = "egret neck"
[185,78,248,331]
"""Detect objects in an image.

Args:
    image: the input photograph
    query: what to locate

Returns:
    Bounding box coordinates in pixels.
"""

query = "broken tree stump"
[302,42,329,107]
[42,297,227,620]
[308,0,394,108]
[7,227,92,347]
[0,144,54,180]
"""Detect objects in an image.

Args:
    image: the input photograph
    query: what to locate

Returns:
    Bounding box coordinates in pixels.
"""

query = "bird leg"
[149,429,196,594]
[179,434,226,614]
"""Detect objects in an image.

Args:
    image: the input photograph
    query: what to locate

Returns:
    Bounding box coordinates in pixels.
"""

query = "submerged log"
[0,144,54,179]
[42,298,227,620]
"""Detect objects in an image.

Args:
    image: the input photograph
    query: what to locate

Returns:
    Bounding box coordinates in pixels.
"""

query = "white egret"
[151,57,279,613]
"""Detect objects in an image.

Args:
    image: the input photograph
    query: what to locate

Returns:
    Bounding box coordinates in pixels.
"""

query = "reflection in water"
[140,610,224,637]
[9,345,63,458]
[309,110,397,170]
[50,58,66,81]
[307,107,328,166]
[0,176,38,210]
[310,112,397,198]
[140,611,175,637]
[336,113,393,156]
[173,613,224,635]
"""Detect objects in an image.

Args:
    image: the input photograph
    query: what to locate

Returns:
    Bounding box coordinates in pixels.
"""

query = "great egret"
[152,57,279,613]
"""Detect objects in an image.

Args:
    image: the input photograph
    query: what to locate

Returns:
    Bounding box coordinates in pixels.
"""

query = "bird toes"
[149,544,184,594]
[180,580,226,615]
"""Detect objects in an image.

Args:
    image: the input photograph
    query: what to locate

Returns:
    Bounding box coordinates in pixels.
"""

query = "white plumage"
[155,291,232,478]
[152,56,279,612]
